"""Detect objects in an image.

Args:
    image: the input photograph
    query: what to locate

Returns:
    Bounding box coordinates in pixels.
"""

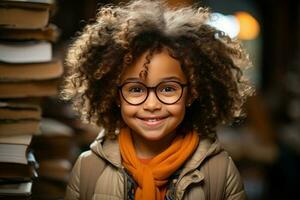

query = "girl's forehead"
[120,49,187,84]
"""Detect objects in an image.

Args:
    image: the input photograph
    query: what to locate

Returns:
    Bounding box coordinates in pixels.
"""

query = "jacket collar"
[90,129,223,171]
[90,129,122,168]
[177,136,223,180]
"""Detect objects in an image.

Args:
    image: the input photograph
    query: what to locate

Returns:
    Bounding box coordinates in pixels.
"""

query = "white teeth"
[147,118,159,122]
[139,117,166,122]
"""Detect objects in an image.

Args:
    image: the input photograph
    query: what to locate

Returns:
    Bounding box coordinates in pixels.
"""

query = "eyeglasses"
[118,81,188,105]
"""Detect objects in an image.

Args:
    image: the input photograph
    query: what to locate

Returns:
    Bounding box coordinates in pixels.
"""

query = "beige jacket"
[65,131,246,200]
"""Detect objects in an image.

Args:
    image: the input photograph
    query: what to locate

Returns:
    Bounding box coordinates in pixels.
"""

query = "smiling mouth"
[137,116,168,127]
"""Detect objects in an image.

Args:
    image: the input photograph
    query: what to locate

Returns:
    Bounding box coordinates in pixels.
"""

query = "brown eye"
[160,86,176,92]
[157,82,181,96]
[128,86,145,93]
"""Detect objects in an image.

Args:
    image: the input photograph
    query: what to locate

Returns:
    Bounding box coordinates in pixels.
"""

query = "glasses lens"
[121,82,147,105]
[156,82,182,104]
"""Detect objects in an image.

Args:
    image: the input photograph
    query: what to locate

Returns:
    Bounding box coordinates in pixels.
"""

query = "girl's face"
[119,48,188,141]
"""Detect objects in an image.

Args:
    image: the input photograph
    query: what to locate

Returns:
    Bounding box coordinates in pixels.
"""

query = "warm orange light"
[235,11,260,40]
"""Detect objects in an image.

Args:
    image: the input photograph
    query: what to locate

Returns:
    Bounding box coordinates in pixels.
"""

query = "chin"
[140,128,175,142]
[142,134,166,141]
[131,128,166,141]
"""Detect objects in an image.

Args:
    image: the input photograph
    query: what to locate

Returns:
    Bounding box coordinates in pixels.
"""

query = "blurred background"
[0,0,299,199]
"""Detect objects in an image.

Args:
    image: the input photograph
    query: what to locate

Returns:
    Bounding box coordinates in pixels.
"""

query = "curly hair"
[60,0,254,139]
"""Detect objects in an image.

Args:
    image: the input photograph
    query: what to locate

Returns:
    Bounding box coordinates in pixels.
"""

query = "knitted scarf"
[119,127,199,200]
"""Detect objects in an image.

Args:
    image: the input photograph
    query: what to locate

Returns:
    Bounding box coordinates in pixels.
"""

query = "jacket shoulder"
[65,150,107,200]
[79,150,101,160]
[65,152,85,200]
[224,154,247,199]
[200,150,247,200]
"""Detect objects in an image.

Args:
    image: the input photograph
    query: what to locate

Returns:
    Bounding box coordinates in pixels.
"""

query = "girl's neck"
[131,130,177,159]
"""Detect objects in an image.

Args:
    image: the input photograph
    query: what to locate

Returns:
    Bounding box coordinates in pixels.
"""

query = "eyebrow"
[123,77,140,82]
[123,76,183,82]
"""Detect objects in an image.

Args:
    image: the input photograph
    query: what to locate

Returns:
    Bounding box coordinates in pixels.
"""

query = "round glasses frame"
[117,81,188,105]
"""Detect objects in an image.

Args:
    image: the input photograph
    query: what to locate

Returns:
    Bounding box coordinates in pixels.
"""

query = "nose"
[143,90,162,111]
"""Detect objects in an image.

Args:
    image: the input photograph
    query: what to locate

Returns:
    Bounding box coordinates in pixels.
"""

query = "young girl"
[62,0,253,199]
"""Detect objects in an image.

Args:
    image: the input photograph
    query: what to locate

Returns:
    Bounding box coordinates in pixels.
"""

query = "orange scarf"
[119,127,199,200]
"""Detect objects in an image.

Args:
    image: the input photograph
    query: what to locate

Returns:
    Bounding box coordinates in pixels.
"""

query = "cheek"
[167,93,187,118]
[171,93,188,119]
[120,103,137,122]
[169,103,186,120]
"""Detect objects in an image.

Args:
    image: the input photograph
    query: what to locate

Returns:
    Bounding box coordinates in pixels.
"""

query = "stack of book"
[0,0,62,98]
[42,97,101,151]
[31,118,76,199]
[0,0,62,199]
[0,102,40,199]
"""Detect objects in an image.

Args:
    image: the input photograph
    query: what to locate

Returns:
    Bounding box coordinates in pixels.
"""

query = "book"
[0,163,37,181]
[40,118,73,137]
[0,79,59,98]
[0,102,41,120]
[0,41,52,63]
[0,119,40,136]
[38,159,71,182]
[0,0,54,29]
[0,181,32,197]
[0,24,60,42]
[0,144,28,164]
[0,134,32,145]
[0,152,38,181]
[0,136,35,164]
[32,118,75,160]
[0,60,63,82]
[32,178,66,199]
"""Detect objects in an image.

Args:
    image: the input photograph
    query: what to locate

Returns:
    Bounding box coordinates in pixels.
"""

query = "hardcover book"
[0,41,52,63]
[0,0,54,29]
[0,60,63,82]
